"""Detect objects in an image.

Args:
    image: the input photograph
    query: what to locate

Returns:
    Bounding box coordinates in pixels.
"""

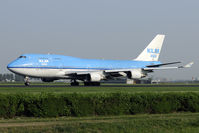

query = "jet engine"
[89,73,104,82]
[128,69,146,79]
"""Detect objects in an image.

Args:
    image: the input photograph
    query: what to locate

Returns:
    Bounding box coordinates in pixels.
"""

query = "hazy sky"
[0,0,199,80]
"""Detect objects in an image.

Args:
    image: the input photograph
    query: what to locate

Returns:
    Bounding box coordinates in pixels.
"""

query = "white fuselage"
[8,67,97,78]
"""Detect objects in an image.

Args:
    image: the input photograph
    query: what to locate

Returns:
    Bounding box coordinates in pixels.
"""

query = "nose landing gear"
[24,76,30,86]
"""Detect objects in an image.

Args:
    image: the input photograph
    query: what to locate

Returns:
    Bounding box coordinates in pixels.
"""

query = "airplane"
[7,34,193,86]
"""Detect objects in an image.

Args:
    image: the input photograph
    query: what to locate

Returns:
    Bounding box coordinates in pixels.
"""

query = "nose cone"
[7,60,20,72]
[7,62,15,69]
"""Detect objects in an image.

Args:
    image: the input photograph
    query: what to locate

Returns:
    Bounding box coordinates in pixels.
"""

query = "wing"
[105,62,194,73]
[146,61,181,67]
[64,62,194,80]
[144,62,194,70]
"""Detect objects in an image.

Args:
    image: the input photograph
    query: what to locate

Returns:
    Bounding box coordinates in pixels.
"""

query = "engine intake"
[128,69,146,79]
[88,73,104,82]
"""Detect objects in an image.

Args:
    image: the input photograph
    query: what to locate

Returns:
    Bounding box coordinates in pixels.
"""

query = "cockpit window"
[19,56,27,58]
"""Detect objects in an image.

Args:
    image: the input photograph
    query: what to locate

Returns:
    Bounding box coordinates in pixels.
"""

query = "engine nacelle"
[89,73,104,82]
[41,78,56,82]
[128,69,146,79]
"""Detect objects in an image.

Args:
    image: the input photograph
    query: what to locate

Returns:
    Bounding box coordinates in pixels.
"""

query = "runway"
[1,84,199,88]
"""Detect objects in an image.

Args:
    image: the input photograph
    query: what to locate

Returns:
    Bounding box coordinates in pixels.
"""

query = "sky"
[0,0,199,80]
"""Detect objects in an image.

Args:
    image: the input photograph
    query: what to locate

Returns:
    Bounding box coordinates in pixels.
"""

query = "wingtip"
[184,62,194,68]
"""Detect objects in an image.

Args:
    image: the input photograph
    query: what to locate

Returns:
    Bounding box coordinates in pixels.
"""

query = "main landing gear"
[70,80,101,86]
[70,80,79,86]
[84,82,100,86]
[24,76,30,86]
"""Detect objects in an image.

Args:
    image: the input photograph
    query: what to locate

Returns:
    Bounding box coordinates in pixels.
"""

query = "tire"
[25,82,30,86]
[71,82,79,86]
[84,82,100,86]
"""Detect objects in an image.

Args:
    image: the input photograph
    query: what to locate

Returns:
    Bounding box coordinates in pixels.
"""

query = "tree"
[0,74,2,81]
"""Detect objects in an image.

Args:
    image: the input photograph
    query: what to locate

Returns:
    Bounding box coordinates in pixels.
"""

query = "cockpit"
[19,56,27,59]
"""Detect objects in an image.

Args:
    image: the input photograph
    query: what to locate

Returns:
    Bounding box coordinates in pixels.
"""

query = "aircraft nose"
[7,61,15,68]
[7,63,13,70]
[7,60,18,71]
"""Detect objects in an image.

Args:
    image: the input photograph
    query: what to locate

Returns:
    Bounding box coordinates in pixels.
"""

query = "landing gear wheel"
[24,76,30,86]
[84,82,100,86]
[71,80,79,86]
[25,82,30,86]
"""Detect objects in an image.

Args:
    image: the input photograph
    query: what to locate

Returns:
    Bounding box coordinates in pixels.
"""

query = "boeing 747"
[7,34,193,86]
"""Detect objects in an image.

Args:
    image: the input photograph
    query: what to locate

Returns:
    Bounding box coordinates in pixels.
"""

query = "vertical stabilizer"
[134,34,165,61]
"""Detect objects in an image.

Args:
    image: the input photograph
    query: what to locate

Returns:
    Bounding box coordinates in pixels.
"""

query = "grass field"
[0,113,199,133]
[1,82,199,94]
[1,83,199,132]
